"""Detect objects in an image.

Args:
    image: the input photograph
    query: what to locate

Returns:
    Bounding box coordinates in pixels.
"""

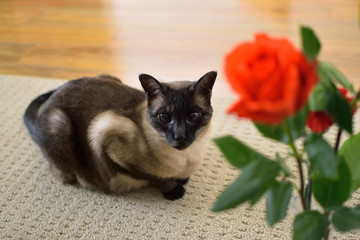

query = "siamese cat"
[23,72,217,200]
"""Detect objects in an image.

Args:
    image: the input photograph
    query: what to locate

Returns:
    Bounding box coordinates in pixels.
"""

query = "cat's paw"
[175,177,190,185]
[163,184,185,201]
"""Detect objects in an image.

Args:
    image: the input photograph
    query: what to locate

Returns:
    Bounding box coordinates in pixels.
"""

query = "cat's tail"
[23,90,56,140]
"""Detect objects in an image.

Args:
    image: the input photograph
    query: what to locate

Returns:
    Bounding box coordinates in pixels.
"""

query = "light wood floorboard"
[0,0,359,96]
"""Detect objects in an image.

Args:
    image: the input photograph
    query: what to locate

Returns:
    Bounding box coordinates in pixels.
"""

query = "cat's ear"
[190,71,217,96]
[139,74,167,101]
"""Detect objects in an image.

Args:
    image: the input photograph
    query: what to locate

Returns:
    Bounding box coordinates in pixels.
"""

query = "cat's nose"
[174,122,187,141]
[174,132,186,141]
[174,127,186,141]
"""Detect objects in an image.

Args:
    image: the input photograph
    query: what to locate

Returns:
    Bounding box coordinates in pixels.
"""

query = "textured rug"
[0,74,359,240]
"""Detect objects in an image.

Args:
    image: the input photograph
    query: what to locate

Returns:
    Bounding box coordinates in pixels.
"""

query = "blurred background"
[0,0,358,96]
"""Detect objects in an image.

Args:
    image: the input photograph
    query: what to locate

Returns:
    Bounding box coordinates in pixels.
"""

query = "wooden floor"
[0,0,359,95]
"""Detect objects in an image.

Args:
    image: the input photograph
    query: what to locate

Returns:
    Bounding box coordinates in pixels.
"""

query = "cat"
[23,72,217,200]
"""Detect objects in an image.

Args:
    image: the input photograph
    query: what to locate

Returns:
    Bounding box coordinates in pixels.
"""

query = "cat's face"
[139,72,217,150]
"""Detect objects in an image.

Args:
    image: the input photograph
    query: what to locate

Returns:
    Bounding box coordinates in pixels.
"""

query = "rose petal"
[225,42,254,97]
[228,98,289,124]
[306,111,333,133]
[283,64,302,114]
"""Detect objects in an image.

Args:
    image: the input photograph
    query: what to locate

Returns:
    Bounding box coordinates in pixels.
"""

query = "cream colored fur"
[141,110,211,179]
[47,108,70,134]
[110,173,148,193]
[87,104,211,193]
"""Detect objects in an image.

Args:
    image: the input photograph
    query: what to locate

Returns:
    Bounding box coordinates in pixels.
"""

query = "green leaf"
[300,25,321,61]
[212,159,280,212]
[294,211,328,240]
[308,81,353,133]
[304,133,338,179]
[338,132,360,192]
[317,63,333,87]
[214,135,270,168]
[286,106,308,140]
[255,107,308,143]
[275,153,293,177]
[333,205,360,232]
[308,83,328,111]
[266,181,292,227]
[319,61,355,93]
[325,87,353,134]
[313,158,352,210]
[255,123,287,142]
[308,79,352,133]
[305,181,313,210]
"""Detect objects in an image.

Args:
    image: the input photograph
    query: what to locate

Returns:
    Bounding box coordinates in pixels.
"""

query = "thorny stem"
[284,120,306,211]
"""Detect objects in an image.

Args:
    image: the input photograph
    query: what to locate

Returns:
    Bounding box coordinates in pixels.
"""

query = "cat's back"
[31,75,147,191]
[45,75,145,122]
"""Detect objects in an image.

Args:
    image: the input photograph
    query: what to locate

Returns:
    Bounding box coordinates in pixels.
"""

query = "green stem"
[334,128,343,153]
[284,120,306,211]
[323,226,331,240]
[323,212,332,240]
[305,180,312,209]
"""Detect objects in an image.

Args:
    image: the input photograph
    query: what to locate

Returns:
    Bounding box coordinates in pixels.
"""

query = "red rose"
[225,34,318,124]
[306,111,334,133]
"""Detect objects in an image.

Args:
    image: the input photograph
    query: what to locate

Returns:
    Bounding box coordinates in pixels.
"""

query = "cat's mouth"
[173,144,188,150]
[170,141,191,150]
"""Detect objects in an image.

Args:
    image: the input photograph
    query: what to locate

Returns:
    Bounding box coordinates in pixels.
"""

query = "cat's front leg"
[156,179,185,201]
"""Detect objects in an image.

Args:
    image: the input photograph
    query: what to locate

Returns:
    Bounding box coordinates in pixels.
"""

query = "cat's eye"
[159,113,171,123]
[188,112,200,122]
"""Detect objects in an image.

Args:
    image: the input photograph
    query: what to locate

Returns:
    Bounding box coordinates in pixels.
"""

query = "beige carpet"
[0,74,359,240]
